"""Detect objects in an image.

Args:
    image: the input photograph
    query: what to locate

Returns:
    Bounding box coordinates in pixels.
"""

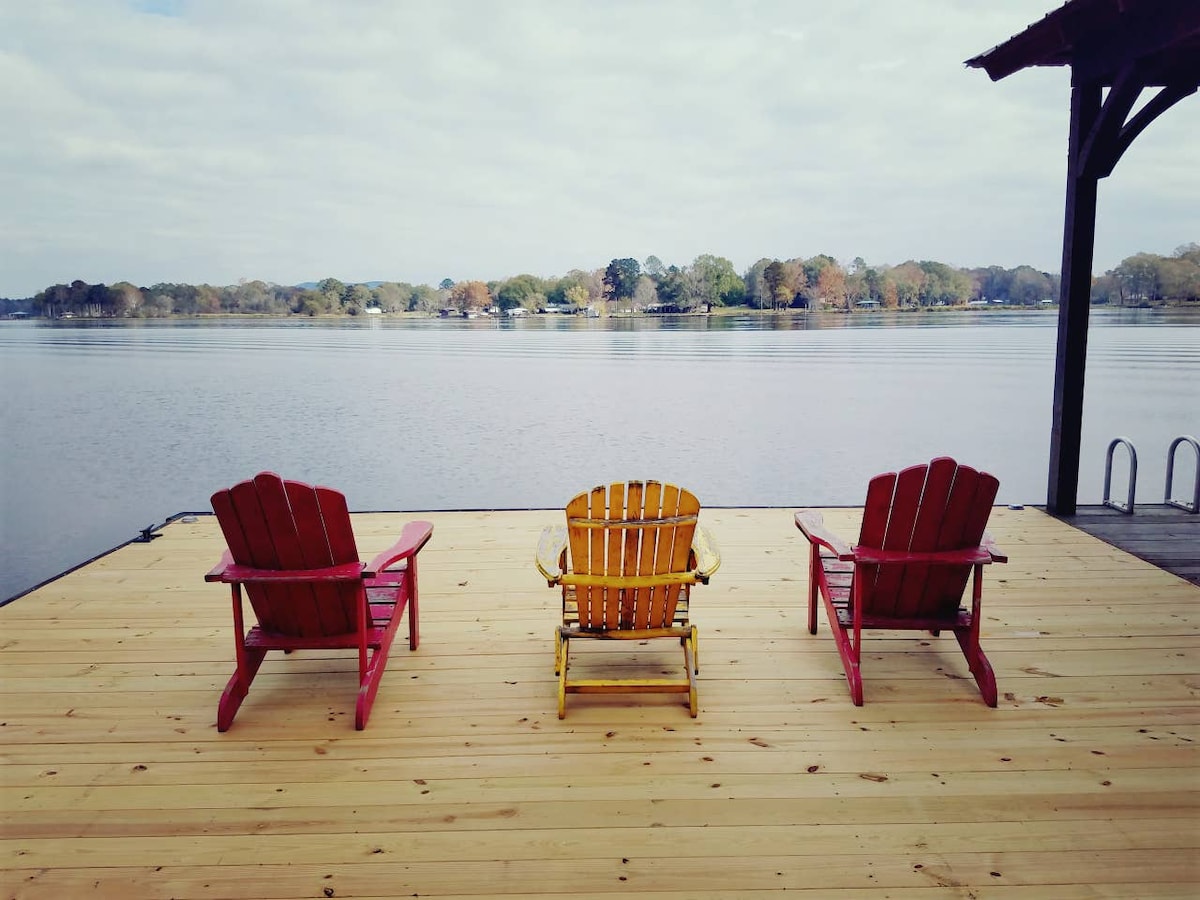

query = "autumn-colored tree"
[816,263,848,309]
[880,276,899,309]
[449,280,490,312]
[195,283,224,314]
[800,255,836,302]
[762,261,790,309]
[890,262,926,307]
[846,268,868,309]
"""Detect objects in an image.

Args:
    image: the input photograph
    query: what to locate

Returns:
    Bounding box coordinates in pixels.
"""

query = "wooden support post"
[1047,81,1102,516]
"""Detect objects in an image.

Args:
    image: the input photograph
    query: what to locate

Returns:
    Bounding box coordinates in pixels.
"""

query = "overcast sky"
[1,1,1196,298]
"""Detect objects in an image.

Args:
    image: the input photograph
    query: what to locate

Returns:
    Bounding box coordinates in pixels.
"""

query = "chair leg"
[842,644,864,707]
[356,642,393,730]
[681,625,699,674]
[807,550,820,635]
[957,565,997,707]
[955,629,998,707]
[683,627,698,717]
[217,647,267,732]
[407,595,420,652]
[828,612,864,706]
[557,634,569,719]
[406,565,420,651]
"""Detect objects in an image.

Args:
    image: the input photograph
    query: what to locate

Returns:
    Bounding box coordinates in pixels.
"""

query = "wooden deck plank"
[5,816,1194,868]
[2,507,1198,899]
[6,850,1198,900]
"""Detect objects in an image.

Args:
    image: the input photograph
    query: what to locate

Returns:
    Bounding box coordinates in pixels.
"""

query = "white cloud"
[0,0,1195,296]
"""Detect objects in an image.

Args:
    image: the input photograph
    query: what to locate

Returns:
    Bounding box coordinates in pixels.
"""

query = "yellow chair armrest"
[536,525,568,585]
[692,526,721,583]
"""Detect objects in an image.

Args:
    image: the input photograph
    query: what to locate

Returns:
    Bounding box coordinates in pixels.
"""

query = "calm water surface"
[2,309,1197,601]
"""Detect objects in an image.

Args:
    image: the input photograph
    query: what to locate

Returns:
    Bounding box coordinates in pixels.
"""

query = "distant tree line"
[3,244,1196,319]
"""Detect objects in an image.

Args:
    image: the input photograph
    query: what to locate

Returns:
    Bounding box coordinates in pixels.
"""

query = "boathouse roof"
[966,0,1200,86]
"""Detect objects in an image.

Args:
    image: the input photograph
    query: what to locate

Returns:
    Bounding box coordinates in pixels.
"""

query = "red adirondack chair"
[205,472,433,730]
[795,457,1007,706]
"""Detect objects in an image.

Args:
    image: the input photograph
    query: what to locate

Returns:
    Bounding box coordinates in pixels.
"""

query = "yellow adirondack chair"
[536,481,720,718]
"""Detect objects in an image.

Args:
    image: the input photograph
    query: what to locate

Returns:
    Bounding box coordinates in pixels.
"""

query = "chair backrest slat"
[620,481,643,628]
[893,456,959,616]
[869,464,926,613]
[936,465,999,603]
[635,480,662,628]
[252,472,328,636]
[660,483,698,628]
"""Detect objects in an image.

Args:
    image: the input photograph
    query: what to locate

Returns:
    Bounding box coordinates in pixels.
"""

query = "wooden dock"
[2,507,1197,898]
[1057,504,1200,586]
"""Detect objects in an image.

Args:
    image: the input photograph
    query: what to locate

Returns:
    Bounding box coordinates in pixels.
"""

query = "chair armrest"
[794,511,854,560]
[205,550,235,582]
[363,520,434,577]
[982,532,1008,564]
[851,546,997,566]
[211,561,366,583]
[536,525,568,586]
[692,526,721,583]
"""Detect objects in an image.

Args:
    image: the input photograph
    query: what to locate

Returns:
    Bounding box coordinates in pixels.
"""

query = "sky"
[1,0,1196,298]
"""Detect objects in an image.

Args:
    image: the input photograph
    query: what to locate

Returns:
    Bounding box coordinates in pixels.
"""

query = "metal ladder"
[1164,435,1199,513]
[1103,435,1199,514]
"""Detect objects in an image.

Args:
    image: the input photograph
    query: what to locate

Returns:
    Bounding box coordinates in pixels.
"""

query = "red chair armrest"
[982,532,1008,564]
[851,546,996,566]
[213,561,366,583]
[363,520,434,577]
[204,550,235,582]
[794,511,854,560]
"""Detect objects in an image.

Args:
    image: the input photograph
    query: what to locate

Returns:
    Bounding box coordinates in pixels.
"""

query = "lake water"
[2,308,1197,602]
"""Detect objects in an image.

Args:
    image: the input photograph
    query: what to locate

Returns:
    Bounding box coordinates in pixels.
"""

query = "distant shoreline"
[0,304,1070,322]
[7,302,1200,324]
